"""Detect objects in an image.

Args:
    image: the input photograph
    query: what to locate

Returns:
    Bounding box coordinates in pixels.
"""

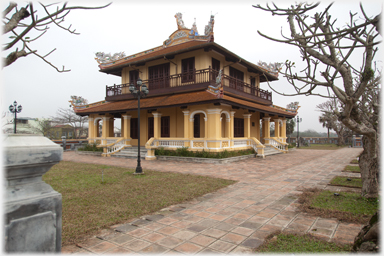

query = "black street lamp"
[129,78,149,174]
[9,101,22,134]
[296,116,302,148]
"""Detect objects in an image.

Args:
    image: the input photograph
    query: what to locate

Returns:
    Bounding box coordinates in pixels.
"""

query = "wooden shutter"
[229,67,244,90]
[193,114,200,138]
[234,118,244,137]
[211,58,220,80]
[129,70,139,85]
[148,63,170,89]
[130,118,138,139]
[182,57,195,83]
[161,116,170,138]
[148,117,154,139]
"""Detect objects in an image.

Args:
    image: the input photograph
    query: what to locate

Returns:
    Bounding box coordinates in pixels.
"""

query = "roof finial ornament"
[191,18,199,36]
[175,12,186,30]
[204,13,215,36]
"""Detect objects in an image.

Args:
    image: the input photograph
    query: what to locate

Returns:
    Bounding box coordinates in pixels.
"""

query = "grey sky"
[2,0,382,133]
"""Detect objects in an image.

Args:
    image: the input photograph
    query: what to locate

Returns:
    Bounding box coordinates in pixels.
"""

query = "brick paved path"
[62,148,363,254]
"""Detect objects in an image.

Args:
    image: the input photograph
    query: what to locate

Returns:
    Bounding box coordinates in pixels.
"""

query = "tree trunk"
[359,135,380,198]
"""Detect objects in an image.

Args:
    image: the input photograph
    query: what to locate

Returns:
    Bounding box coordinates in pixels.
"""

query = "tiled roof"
[222,95,296,117]
[98,41,278,81]
[99,41,209,71]
[75,91,296,118]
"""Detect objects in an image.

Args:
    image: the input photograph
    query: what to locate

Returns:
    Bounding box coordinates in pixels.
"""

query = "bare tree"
[51,108,88,139]
[317,99,352,146]
[33,118,54,138]
[286,118,295,136]
[3,2,111,71]
[253,2,381,198]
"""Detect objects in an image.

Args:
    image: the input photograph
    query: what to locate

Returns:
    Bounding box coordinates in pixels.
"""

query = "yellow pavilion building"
[71,13,298,160]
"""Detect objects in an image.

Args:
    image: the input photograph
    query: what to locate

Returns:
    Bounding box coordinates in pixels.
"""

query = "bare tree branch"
[2,2,111,71]
[254,2,381,198]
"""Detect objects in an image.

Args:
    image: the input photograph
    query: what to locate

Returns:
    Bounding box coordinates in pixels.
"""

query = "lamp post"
[9,101,22,134]
[296,116,302,148]
[129,78,149,174]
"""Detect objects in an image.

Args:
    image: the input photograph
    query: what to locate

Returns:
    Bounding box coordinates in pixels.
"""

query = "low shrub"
[77,143,103,152]
[155,147,255,159]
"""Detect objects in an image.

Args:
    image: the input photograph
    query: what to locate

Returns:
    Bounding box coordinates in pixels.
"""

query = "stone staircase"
[111,146,147,159]
[263,145,284,156]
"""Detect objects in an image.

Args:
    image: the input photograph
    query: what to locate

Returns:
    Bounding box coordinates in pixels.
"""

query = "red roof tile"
[75,91,296,118]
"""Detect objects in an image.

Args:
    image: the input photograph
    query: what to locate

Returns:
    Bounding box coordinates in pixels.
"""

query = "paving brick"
[224,217,245,225]
[314,218,339,229]
[122,239,151,252]
[88,241,117,254]
[208,240,236,253]
[230,245,254,253]
[145,213,164,221]
[114,224,137,233]
[239,221,262,230]
[157,217,180,225]
[174,242,203,254]
[109,234,135,245]
[241,238,264,248]
[172,230,197,240]
[156,236,184,249]
[201,228,227,238]
[250,230,271,240]
[171,220,194,229]
[189,234,216,247]
[127,228,152,238]
[157,226,181,235]
[231,226,255,236]
[142,232,166,243]
[259,224,282,233]
[139,243,169,254]
[144,222,166,231]
[194,211,212,218]
[220,233,247,245]
[104,246,133,254]
[215,222,235,232]
[77,237,103,249]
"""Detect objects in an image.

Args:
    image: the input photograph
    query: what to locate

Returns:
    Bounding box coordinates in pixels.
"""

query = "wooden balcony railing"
[106,68,272,103]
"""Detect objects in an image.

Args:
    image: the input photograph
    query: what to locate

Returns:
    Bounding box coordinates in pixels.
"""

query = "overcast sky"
[1,0,382,133]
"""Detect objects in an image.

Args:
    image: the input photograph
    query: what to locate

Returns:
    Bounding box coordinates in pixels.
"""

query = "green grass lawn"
[297,143,347,150]
[344,165,360,172]
[255,232,351,253]
[298,188,378,224]
[311,190,377,216]
[330,176,362,187]
[350,159,359,164]
[43,161,236,246]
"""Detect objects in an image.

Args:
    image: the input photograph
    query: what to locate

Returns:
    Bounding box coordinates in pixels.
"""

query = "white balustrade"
[158,140,185,148]
[232,140,248,148]
[264,138,287,151]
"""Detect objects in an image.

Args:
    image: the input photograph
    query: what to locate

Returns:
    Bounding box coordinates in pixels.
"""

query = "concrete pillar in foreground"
[4,134,63,253]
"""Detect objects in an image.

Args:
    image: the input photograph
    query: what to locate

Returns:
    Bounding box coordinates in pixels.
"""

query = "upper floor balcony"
[105,68,272,105]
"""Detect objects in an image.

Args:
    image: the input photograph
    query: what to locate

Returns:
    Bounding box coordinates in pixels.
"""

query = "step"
[263,146,283,156]
[111,146,147,159]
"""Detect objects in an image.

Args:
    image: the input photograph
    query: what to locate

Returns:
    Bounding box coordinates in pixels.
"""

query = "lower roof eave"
[76,98,296,119]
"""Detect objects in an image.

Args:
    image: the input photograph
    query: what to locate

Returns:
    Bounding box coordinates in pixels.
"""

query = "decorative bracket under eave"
[207,69,224,98]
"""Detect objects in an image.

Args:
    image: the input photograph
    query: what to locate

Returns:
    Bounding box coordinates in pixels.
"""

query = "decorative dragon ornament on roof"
[95,52,126,64]
[207,69,224,98]
[257,61,282,75]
